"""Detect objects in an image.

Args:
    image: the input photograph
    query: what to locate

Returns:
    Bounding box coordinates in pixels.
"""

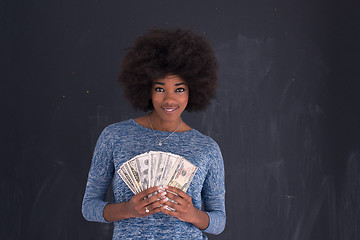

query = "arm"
[82,127,115,223]
[201,143,226,235]
[160,186,210,230]
[81,127,169,222]
[160,143,226,234]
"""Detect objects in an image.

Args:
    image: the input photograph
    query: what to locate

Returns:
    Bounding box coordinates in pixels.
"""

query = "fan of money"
[117,151,198,194]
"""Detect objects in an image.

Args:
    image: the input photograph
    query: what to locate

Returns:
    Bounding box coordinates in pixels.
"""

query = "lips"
[161,106,179,112]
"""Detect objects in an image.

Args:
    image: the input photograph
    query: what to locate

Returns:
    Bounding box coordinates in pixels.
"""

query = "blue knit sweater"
[82,119,226,239]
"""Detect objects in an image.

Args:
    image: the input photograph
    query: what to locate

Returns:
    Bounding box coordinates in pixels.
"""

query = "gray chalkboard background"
[2,0,360,239]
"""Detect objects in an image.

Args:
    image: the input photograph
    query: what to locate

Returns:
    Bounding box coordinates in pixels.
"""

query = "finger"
[142,191,167,206]
[144,205,162,215]
[164,186,189,199]
[161,198,181,211]
[146,196,169,211]
[164,191,186,206]
[134,186,162,200]
[160,204,179,217]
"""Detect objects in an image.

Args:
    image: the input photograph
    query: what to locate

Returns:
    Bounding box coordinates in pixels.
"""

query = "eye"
[175,88,186,93]
[154,87,164,92]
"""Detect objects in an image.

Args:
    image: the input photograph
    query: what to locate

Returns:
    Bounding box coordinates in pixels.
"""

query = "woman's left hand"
[160,186,209,230]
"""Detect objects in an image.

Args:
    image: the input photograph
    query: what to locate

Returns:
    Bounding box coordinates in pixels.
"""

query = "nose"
[163,92,176,106]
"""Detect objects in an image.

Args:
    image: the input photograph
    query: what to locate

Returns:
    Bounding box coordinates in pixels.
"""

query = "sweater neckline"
[130,119,195,135]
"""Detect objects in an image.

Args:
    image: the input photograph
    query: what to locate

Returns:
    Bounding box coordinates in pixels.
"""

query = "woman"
[82,28,226,239]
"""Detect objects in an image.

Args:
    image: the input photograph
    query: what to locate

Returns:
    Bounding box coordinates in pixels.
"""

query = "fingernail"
[163,197,169,202]
[160,191,167,196]
[163,185,169,189]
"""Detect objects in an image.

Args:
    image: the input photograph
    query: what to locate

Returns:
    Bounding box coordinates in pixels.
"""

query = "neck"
[148,112,182,132]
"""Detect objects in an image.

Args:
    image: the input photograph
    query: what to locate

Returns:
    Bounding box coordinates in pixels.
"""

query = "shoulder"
[98,119,138,141]
[186,130,222,158]
[103,119,134,132]
[191,130,220,148]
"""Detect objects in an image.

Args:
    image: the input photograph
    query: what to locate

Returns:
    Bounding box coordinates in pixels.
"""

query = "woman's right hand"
[104,186,169,221]
[126,186,169,218]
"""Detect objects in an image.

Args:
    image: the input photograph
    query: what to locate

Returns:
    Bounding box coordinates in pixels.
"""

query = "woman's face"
[151,75,189,123]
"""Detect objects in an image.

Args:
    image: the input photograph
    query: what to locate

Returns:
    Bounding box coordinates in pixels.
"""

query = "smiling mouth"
[161,106,179,112]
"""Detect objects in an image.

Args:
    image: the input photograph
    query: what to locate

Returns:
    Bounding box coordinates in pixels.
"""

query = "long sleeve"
[82,120,226,239]
[202,143,226,235]
[82,127,115,223]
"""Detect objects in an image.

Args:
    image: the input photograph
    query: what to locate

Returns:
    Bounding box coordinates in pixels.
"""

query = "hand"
[160,186,199,223]
[126,186,169,218]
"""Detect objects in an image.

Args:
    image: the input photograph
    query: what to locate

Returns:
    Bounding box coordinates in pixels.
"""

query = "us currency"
[117,165,138,194]
[125,159,143,192]
[162,157,197,211]
[167,158,198,192]
[148,151,159,187]
[134,153,151,190]
[159,153,181,186]
[118,151,198,198]
[152,151,166,187]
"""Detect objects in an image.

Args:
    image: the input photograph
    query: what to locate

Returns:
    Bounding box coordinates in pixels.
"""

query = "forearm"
[203,209,226,234]
[189,208,210,230]
[103,202,132,222]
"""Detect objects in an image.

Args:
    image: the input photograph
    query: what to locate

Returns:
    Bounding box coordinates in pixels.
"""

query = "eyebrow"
[153,82,186,86]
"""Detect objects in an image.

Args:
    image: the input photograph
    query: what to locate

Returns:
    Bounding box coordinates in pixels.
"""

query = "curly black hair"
[118,27,218,112]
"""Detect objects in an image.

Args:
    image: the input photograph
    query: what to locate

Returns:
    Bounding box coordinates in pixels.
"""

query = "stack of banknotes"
[117,151,198,194]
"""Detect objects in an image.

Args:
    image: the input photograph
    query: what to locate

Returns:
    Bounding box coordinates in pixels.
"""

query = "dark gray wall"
[2,0,360,239]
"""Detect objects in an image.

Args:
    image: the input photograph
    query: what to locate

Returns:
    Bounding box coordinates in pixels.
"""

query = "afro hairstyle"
[118,27,218,112]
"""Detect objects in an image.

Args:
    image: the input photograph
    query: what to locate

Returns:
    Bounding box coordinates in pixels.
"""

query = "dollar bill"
[134,153,150,190]
[117,165,138,194]
[159,153,181,186]
[167,158,198,192]
[148,151,159,187]
[124,159,143,192]
[117,151,198,196]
